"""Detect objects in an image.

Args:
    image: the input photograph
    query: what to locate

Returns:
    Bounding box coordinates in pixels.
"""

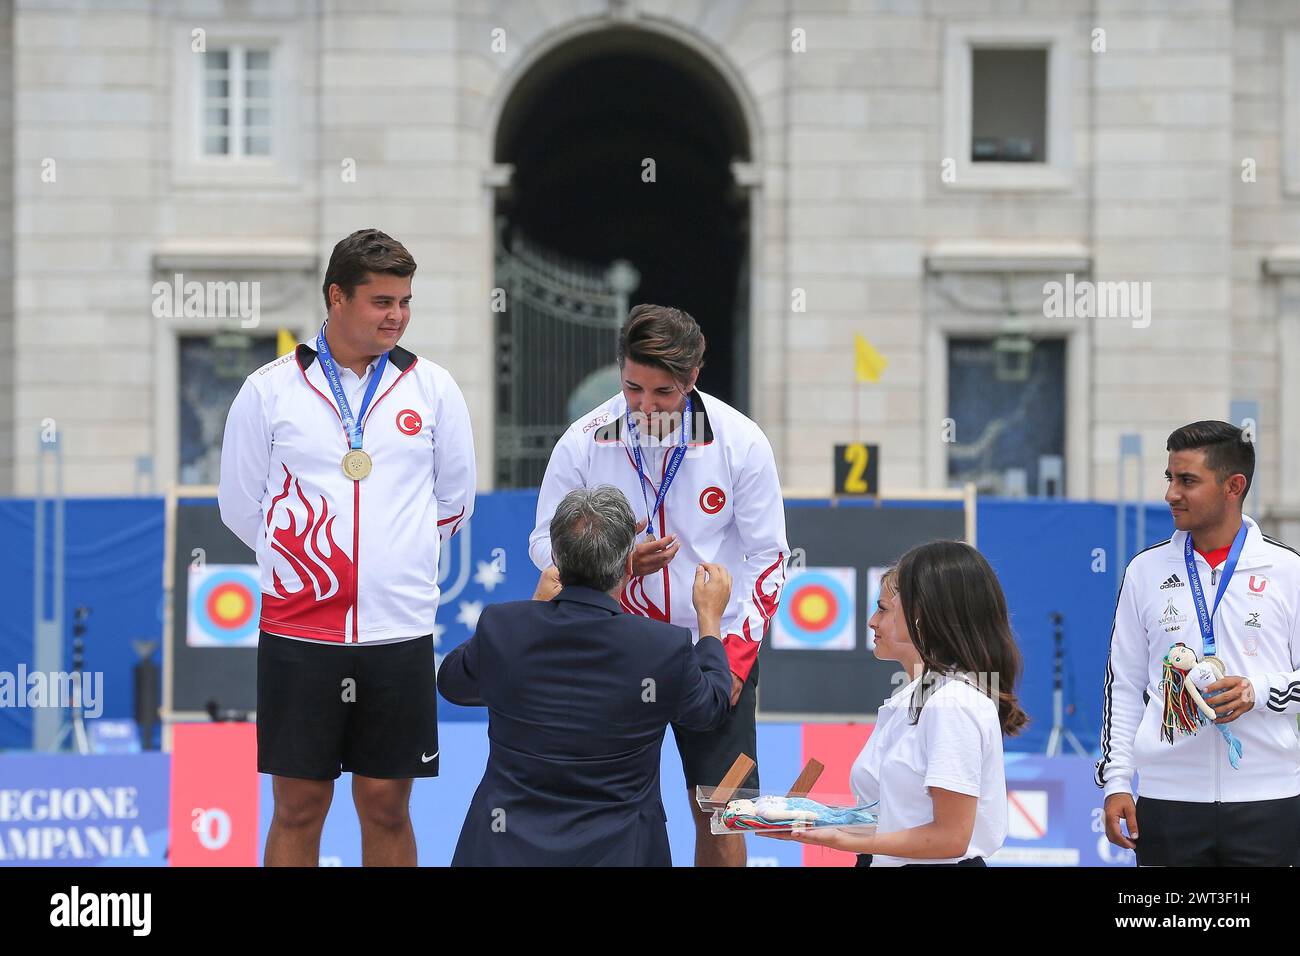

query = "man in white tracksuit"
[530,304,788,867]
[1097,420,1300,865]
[219,228,476,866]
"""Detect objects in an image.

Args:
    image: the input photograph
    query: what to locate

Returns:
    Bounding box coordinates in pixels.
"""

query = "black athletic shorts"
[672,654,760,791]
[1134,794,1300,866]
[256,631,439,780]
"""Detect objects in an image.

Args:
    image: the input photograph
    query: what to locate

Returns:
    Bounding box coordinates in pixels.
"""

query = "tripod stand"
[1045,612,1087,757]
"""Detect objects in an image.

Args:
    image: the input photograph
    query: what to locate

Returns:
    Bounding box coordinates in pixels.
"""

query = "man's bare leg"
[264,776,334,867]
[353,775,416,867]
[688,790,746,867]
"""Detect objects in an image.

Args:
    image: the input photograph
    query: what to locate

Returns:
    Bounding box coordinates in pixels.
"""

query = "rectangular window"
[943,23,1074,190]
[971,48,1047,163]
[946,336,1066,497]
[172,24,301,187]
[200,46,273,160]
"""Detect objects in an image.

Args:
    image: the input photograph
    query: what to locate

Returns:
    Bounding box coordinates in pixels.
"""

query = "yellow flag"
[854,334,887,383]
[276,328,297,357]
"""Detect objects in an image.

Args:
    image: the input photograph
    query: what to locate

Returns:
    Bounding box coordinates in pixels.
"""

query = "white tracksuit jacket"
[218,342,475,644]
[1096,515,1300,802]
[528,389,788,681]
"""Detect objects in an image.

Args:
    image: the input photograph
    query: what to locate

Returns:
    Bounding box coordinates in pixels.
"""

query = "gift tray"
[695,786,878,835]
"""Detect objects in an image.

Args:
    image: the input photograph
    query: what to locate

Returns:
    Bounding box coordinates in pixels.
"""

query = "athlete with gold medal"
[219,229,477,866]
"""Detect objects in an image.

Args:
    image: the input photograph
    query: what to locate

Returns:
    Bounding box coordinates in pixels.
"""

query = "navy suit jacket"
[437,585,732,866]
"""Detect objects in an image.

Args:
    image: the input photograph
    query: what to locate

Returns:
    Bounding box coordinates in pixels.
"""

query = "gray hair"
[550,486,637,593]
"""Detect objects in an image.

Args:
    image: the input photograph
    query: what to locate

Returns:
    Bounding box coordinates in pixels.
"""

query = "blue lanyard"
[316,327,389,450]
[1183,522,1248,658]
[626,394,692,538]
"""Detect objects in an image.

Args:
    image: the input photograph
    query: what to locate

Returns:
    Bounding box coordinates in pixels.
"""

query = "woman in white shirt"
[765,540,1027,866]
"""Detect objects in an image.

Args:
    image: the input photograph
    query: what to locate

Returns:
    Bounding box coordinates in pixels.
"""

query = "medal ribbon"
[316,326,389,451]
[626,394,692,538]
[1184,522,1248,659]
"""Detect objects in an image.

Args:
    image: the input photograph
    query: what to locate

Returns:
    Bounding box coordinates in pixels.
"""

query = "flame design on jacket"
[621,573,669,622]
[752,552,786,622]
[261,464,355,639]
[619,552,786,634]
[725,552,786,644]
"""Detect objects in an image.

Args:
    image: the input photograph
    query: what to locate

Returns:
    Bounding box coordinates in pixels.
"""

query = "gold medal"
[342,449,372,481]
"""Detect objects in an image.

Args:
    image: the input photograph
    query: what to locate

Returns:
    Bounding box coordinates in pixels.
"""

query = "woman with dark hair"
[765,540,1027,866]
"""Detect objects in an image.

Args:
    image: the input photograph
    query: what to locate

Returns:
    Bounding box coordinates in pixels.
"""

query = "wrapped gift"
[694,754,878,835]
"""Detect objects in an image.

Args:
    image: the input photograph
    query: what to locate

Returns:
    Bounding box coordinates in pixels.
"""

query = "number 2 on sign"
[844,444,870,493]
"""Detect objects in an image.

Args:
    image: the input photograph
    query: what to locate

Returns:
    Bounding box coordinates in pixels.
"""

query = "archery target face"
[188,564,261,647]
[771,567,856,651]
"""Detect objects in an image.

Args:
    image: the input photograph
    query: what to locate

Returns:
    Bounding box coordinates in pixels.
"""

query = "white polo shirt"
[850,673,1008,866]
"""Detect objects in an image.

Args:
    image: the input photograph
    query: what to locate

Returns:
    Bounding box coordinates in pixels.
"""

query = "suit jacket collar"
[554,585,624,615]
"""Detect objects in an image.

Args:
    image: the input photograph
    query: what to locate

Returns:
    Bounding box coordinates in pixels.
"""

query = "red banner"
[168,723,259,866]
[801,723,874,868]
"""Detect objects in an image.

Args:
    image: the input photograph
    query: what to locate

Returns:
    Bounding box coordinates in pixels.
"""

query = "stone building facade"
[8,0,1300,539]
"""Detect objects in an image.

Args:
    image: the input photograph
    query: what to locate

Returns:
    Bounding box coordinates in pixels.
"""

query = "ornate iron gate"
[493,221,639,488]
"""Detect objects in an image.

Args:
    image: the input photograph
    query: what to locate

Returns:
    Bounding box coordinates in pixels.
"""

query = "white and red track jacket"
[528,389,788,681]
[218,341,475,644]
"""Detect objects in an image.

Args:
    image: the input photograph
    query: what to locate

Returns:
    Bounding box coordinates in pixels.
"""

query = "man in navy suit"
[437,485,734,866]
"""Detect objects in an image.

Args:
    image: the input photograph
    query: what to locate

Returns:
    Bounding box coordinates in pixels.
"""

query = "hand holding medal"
[624,393,691,570]
[1155,524,1251,768]
[1203,673,1256,723]
[1160,643,1245,769]
[630,517,680,576]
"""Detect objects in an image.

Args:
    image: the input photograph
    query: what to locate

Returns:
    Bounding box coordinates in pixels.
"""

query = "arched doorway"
[491,26,753,488]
